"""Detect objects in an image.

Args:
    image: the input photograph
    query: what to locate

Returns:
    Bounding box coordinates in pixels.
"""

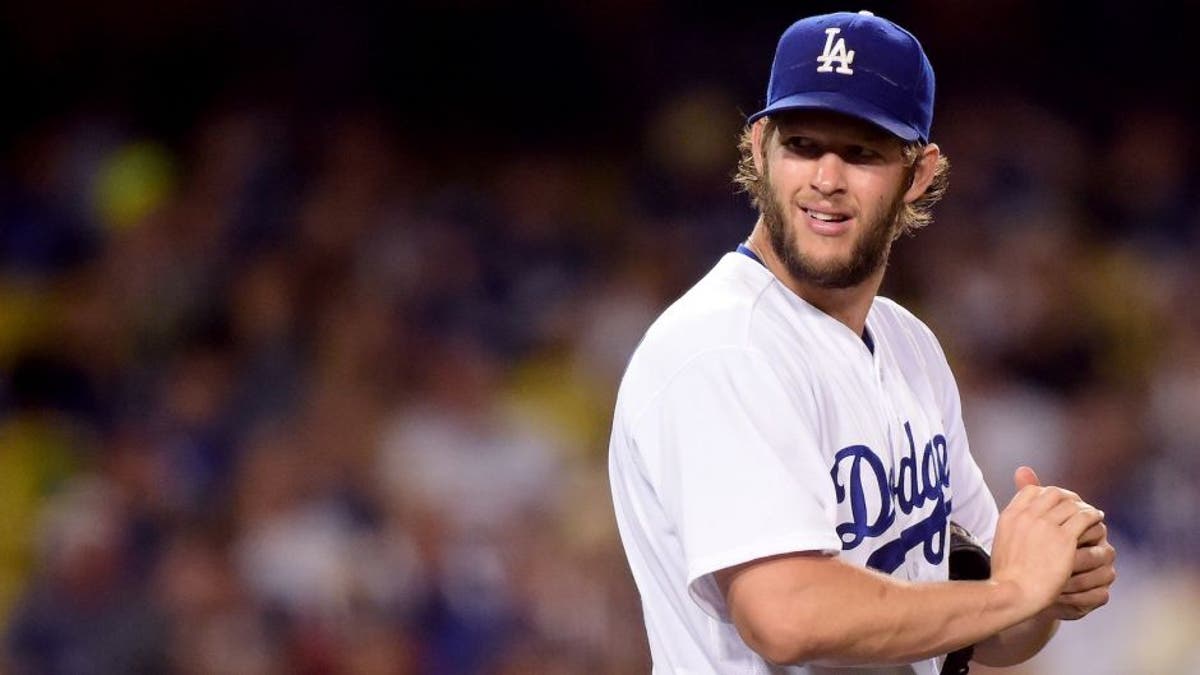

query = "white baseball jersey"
[608,250,999,674]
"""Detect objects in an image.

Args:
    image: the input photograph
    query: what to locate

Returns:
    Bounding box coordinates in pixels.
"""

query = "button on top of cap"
[858,10,874,15]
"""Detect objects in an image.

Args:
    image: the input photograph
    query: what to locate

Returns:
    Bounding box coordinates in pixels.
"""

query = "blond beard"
[758,171,907,289]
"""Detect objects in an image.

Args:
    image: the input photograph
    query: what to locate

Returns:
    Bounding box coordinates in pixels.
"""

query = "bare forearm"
[800,571,1028,666]
[721,556,1033,667]
[721,485,1106,667]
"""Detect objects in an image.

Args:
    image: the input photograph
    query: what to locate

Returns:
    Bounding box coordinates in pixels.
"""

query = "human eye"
[782,135,821,158]
[843,144,883,164]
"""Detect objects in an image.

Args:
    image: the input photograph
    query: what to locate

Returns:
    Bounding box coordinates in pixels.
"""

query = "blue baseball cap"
[748,11,935,143]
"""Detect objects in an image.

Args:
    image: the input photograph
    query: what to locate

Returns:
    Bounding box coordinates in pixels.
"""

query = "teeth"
[806,209,845,222]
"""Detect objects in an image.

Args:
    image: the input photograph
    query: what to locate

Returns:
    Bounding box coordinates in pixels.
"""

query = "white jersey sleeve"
[629,345,843,621]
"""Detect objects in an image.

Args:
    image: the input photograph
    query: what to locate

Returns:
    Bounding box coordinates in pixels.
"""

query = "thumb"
[1014,465,1041,490]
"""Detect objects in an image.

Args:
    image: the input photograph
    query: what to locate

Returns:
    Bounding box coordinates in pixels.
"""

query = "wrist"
[1033,604,1061,622]
[984,579,1034,629]
[973,594,1062,667]
[1032,604,1067,626]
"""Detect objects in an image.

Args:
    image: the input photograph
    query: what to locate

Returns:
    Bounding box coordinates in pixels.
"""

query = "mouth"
[801,207,853,235]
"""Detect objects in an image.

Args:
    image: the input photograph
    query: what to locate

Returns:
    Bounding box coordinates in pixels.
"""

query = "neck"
[746,219,885,336]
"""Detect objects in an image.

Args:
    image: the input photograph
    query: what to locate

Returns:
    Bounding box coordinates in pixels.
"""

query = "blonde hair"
[732,119,950,238]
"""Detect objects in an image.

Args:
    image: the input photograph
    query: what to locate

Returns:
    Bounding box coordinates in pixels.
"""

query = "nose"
[810,152,847,196]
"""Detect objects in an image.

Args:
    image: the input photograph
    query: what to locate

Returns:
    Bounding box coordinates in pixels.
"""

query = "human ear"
[903,143,941,203]
[751,119,768,175]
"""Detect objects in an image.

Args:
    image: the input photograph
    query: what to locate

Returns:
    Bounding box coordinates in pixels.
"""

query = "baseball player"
[608,11,1116,674]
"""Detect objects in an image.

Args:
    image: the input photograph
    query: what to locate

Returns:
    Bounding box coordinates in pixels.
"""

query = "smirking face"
[756,111,916,290]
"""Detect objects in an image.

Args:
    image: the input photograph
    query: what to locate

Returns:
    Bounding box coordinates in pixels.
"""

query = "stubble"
[758,171,907,290]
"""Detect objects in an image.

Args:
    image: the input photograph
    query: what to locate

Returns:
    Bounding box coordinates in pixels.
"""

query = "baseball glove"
[941,521,992,675]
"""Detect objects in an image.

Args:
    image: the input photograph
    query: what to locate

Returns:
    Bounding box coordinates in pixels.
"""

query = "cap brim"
[747,91,924,143]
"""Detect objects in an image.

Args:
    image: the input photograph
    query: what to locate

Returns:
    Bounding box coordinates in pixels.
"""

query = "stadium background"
[1,0,1198,672]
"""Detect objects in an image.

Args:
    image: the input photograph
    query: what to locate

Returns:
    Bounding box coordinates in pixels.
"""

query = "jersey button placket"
[873,341,915,578]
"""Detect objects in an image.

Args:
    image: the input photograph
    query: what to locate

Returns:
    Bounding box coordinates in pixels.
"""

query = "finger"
[1056,585,1111,612]
[1014,466,1041,490]
[1032,485,1081,505]
[1046,602,1089,621]
[1078,521,1106,547]
[1064,507,1106,541]
[1046,499,1085,525]
[1038,490,1085,521]
[1063,564,1117,593]
[1071,543,1116,574]
[1006,483,1045,510]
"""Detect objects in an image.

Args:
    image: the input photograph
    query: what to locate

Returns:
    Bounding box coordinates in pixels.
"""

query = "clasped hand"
[991,466,1117,621]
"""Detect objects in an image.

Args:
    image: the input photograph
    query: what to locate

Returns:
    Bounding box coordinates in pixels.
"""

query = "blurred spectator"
[1,4,1198,672]
[7,476,167,674]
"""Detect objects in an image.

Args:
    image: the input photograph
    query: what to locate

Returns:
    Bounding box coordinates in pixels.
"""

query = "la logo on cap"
[748,10,933,141]
[816,27,854,74]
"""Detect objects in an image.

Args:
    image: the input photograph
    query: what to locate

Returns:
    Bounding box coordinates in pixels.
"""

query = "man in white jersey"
[608,10,1117,674]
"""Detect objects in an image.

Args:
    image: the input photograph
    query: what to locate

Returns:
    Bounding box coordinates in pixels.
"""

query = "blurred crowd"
[3,27,1200,675]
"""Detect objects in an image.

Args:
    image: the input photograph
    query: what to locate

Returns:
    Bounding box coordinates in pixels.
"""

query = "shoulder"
[870,296,933,336]
[870,296,944,355]
[614,254,790,417]
[638,253,778,362]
